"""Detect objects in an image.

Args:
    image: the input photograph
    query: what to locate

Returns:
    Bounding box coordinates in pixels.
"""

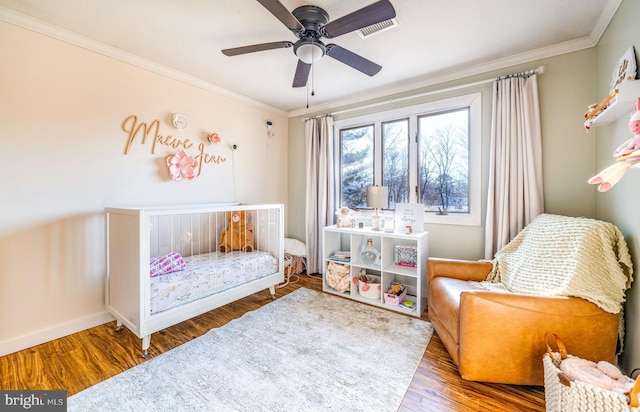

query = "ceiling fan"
[221,0,396,88]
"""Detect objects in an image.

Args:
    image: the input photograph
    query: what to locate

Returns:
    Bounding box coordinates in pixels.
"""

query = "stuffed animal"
[589,97,640,192]
[335,207,355,228]
[219,210,253,253]
[559,357,635,394]
[587,158,640,192]
[613,97,640,160]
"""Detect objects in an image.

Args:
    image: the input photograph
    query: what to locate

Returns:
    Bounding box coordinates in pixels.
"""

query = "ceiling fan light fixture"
[223,0,396,90]
[294,40,325,64]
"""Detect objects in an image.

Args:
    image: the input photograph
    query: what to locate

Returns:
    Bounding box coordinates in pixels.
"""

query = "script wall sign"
[121,115,227,178]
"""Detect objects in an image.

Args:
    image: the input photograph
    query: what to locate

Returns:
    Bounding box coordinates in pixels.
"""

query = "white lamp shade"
[296,43,323,64]
[366,185,389,209]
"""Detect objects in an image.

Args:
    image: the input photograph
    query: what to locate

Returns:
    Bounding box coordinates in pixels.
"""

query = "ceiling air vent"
[356,18,398,39]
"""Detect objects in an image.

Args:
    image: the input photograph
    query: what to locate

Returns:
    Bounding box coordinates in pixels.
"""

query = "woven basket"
[543,334,640,412]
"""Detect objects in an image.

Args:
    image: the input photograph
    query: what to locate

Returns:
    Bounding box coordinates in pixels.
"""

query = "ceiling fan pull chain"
[306,39,315,108]
[311,60,315,97]
[311,38,316,97]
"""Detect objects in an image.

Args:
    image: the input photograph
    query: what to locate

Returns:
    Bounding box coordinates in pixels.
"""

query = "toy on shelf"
[613,97,640,159]
[335,207,355,228]
[589,97,640,192]
[584,89,618,131]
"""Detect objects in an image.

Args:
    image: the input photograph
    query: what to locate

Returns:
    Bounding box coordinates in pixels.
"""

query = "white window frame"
[334,92,482,227]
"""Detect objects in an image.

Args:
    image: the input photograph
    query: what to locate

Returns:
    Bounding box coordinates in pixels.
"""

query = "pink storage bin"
[383,285,407,306]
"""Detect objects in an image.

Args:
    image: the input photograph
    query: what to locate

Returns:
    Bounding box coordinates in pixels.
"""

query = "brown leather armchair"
[427,257,620,386]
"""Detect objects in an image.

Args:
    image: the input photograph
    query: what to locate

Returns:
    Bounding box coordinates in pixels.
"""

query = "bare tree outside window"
[335,93,480,226]
[418,109,469,213]
[340,125,373,209]
[382,119,409,208]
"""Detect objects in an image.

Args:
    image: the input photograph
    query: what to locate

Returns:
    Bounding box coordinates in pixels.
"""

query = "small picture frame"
[394,203,424,233]
[610,46,638,93]
[394,245,417,267]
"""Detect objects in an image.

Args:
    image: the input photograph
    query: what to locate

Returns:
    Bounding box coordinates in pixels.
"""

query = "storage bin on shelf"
[326,261,350,293]
[383,283,407,306]
[354,271,381,300]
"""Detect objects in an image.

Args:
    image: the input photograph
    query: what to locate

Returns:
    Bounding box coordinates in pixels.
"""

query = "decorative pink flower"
[208,132,220,144]
[167,150,197,181]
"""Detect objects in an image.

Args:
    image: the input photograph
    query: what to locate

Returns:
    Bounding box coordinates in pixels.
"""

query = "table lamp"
[367,185,388,231]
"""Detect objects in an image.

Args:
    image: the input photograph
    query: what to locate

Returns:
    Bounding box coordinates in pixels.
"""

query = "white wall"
[593,0,640,375]
[0,21,288,356]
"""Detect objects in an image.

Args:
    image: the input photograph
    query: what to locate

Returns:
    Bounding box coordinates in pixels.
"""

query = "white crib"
[105,203,284,357]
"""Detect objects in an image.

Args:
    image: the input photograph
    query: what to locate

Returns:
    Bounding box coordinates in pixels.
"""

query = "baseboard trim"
[0,312,115,357]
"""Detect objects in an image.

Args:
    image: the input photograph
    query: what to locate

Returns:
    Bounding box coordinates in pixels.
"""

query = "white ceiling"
[0,0,621,115]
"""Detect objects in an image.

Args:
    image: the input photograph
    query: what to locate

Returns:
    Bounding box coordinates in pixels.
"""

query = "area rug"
[68,288,433,411]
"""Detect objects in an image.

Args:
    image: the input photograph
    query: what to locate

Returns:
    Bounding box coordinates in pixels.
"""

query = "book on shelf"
[329,251,351,262]
[398,299,417,312]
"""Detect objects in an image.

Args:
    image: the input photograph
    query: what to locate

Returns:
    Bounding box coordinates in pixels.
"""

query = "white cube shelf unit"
[322,225,429,317]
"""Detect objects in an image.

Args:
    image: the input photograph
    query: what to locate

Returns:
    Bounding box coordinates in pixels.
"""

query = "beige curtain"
[305,116,335,274]
[485,74,544,259]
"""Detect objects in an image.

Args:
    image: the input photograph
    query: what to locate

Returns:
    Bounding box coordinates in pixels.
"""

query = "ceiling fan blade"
[321,0,396,38]
[326,44,381,76]
[292,60,311,88]
[257,0,304,31]
[222,41,293,56]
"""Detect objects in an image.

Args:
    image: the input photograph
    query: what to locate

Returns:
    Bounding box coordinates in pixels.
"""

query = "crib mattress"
[150,250,278,314]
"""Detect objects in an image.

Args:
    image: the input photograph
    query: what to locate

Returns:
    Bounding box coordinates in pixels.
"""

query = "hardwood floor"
[0,275,545,411]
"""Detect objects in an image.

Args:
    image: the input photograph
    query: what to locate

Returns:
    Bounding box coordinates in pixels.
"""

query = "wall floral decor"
[167,149,198,181]
[209,132,221,144]
[172,113,189,130]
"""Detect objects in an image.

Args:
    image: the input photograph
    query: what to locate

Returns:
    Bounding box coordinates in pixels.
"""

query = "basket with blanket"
[326,261,350,293]
[544,333,640,412]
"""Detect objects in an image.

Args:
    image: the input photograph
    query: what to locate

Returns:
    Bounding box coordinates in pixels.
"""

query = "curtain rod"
[307,65,546,119]
[497,66,545,80]
[301,113,332,122]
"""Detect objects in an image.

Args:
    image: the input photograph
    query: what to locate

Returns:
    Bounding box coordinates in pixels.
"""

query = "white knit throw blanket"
[477,214,633,314]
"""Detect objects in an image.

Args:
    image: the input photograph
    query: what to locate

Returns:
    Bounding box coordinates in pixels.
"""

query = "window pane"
[418,109,469,213]
[382,119,409,208]
[340,125,374,209]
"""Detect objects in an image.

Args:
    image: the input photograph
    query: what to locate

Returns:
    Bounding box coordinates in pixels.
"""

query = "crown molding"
[0,6,287,117]
[590,0,623,44]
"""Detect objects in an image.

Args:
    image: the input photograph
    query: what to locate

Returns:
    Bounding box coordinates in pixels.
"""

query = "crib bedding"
[150,250,278,314]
